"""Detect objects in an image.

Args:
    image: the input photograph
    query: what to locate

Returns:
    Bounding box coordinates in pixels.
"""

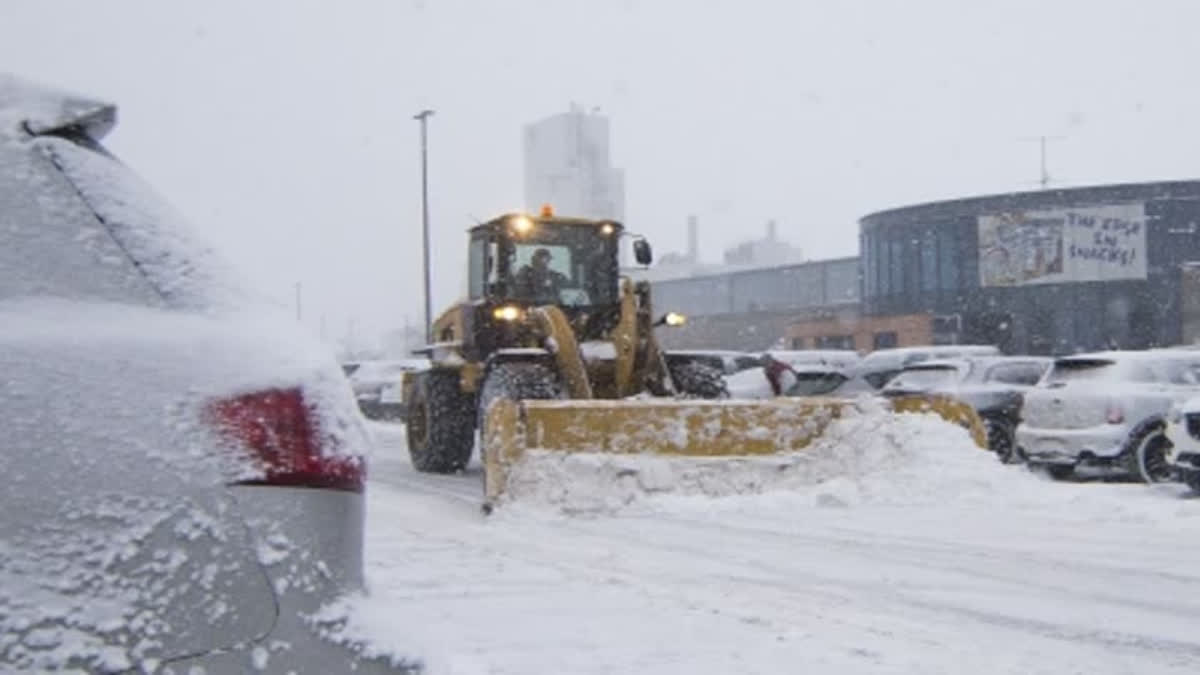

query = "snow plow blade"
[887,394,988,450]
[481,395,987,508]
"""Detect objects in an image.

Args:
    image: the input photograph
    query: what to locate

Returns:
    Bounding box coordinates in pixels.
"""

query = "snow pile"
[499,403,1006,514]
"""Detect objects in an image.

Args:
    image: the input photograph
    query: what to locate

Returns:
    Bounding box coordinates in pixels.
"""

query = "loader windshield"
[503,225,618,307]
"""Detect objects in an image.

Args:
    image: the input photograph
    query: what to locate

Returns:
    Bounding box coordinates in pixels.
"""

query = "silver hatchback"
[0,75,418,672]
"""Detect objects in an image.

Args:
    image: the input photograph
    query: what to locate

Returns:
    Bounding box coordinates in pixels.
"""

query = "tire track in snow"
[365,424,1200,670]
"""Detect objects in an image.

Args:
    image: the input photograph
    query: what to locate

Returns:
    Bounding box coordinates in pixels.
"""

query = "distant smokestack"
[686,215,699,263]
[766,219,778,242]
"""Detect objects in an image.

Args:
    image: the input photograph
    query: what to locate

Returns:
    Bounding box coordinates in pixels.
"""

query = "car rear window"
[985,361,1048,386]
[30,132,242,310]
[0,132,163,304]
[1045,358,1155,384]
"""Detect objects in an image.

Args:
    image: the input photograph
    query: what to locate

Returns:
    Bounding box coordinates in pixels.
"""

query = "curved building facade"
[860,181,1200,354]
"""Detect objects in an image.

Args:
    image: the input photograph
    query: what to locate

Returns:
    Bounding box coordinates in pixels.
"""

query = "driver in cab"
[514,247,567,304]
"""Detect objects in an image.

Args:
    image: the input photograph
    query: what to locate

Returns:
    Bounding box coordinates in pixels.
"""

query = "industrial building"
[522,105,624,221]
[859,180,1200,354]
[650,180,1200,355]
[649,257,860,350]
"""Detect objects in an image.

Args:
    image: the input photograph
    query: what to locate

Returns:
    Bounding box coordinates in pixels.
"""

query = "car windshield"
[883,365,962,392]
[503,225,617,307]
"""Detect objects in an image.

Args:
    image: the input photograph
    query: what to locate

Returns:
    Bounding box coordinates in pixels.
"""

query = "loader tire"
[406,370,476,474]
[668,360,728,400]
[477,361,565,430]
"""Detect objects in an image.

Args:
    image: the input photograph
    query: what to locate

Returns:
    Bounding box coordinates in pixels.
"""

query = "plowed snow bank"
[501,405,998,513]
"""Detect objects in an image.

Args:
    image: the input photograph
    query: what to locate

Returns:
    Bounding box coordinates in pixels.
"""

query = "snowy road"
[345,421,1200,675]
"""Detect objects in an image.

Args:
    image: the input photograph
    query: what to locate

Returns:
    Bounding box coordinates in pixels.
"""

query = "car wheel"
[984,417,1019,464]
[1131,424,1174,484]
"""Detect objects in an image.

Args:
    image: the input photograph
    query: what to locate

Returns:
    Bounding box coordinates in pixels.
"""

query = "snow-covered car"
[663,349,762,376]
[1165,396,1200,492]
[850,344,1001,390]
[880,356,1051,461]
[1016,350,1200,482]
[349,358,431,420]
[762,349,860,371]
[757,345,1001,399]
[0,75,415,672]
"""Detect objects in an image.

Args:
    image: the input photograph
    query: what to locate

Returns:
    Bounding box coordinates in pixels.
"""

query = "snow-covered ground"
[341,415,1200,675]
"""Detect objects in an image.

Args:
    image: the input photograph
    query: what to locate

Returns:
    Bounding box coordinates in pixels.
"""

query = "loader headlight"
[656,311,687,327]
[493,305,523,321]
[600,222,615,236]
[509,215,534,235]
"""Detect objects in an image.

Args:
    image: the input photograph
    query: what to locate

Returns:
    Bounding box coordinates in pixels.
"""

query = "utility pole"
[294,281,302,321]
[1020,135,1065,189]
[414,109,435,344]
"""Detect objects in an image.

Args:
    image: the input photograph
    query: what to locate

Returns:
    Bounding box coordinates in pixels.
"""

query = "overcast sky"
[2,0,1198,348]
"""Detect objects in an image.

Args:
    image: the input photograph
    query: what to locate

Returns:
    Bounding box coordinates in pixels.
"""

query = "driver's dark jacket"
[514,265,567,303]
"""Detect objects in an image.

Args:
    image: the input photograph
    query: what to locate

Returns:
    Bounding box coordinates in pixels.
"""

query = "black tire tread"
[668,360,728,400]
[407,370,476,473]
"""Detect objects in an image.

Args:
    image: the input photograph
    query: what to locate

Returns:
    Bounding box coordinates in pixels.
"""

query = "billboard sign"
[978,203,1146,287]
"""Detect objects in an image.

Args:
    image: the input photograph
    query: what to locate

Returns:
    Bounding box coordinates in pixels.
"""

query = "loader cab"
[462,213,626,360]
[467,213,623,308]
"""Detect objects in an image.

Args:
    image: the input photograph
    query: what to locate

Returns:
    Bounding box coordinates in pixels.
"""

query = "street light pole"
[414,109,435,344]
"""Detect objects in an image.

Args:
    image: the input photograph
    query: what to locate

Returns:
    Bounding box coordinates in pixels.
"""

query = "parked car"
[0,75,415,672]
[1016,350,1200,482]
[880,356,1051,461]
[349,358,430,420]
[761,345,1001,398]
[1164,396,1200,492]
[850,345,1001,390]
[664,349,763,376]
[762,349,861,371]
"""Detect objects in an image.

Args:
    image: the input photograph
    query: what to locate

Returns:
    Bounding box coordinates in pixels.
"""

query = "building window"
[873,331,899,349]
[877,235,889,296]
[938,227,960,290]
[815,335,856,350]
[920,229,938,292]
[889,239,905,294]
[866,235,875,297]
[791,337,806,349]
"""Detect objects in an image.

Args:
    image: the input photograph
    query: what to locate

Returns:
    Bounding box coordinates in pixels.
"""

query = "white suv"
[1016,350,1200,481]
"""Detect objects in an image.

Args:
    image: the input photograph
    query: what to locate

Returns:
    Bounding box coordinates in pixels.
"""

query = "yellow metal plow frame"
[482,395,987,509]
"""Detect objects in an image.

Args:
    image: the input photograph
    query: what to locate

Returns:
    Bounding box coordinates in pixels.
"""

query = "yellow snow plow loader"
[404,210,986,509]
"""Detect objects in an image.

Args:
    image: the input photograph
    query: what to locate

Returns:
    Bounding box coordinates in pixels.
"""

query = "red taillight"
[208,388,365,492]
